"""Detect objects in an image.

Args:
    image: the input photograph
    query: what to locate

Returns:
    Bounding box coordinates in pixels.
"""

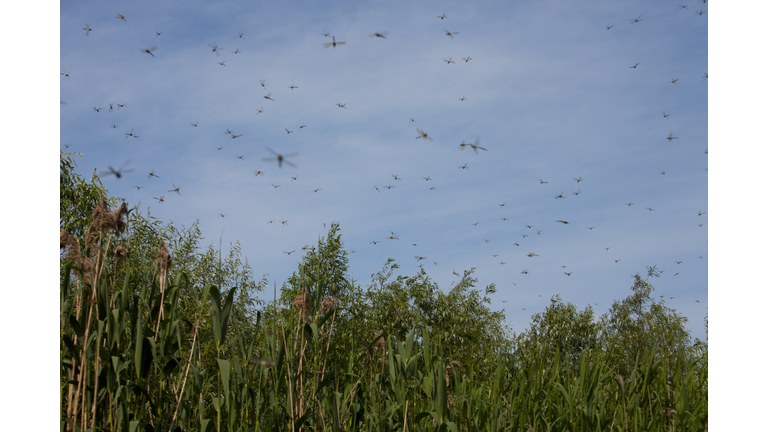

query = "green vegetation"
[60,151,707,431]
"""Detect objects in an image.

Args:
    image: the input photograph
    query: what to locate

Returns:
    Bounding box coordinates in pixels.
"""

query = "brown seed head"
[292,286,310,323]
[115,245,128,260]
[153,241,171,273]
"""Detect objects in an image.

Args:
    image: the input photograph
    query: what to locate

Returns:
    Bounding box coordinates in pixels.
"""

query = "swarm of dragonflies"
[263,147,297,168]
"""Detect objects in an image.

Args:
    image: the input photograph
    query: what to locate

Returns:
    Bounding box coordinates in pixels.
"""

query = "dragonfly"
[554,193,565,199]
[263,147,297,168]
[630,15,643,24]
[369,31,389,39]
[232,48,241,54]
[61,71,70,79]
[191,122,198,127]
[423,176,432,181]
[256,107,264,115]
[629,63,640,69]
[521,269,529,274]
[208,42,223,56]
[322,30,331,37]
[409,117,416,122]
[415,256,427,262]
[154,196,165,203]
[218,61,226,66]
[155,31,163,36]
[83,24,92,36]
[285,128,293,134]
[370,240,380,245]
[538,179,548,184]
[237,155,245,159]
[667,132,679,141]
[264,93,274,101]
[94,107,103,112]
[698,211,706,216]
[141,46,157,57]
[289,84,299,90]
[458,164,469,170]
[443,58,455,64]
[626,202,634,206]
[438,13,447,19]
[238,32,245,39]
[253,170,265,177]
[116,13,127,22]
[461,56,472,62]
[388,232,399,240]
[527,252,539,257]
[647,207,655,211]
[670,77,679,84]
[471,222,480,226]
[312,189,322,193]
[606,25,613,30]
[299,125,306,129]
[284,250,296,255]
[260,79,268,89]
[323,36,346,48]
[219,213,227,218]
[572,190,582,195]
[502,217,509,221]
[100,161,134,179]
[556,220,569,224]
[336,103,347,108]
[702,72,708,79]
[109,104,114,112]
[148,170,160,179]
[125,129,138,138]
[663,112,670,118]
[564,272,572,276]
[416,129,433,140]
[272,184,281,188]
[460,139,487,153]
[444,30,459,39]
[459,97,466,101]
[291,176,298,181]
[615,259,621,263]
[169,184,180,195]
[117,103,125,109]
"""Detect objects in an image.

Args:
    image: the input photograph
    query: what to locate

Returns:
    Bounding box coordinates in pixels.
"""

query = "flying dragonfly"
[556,220,569,224]
[392,174,401,181]
[438,13,447,19]
[416,129,433,141]
[289,84,299,90]
[663,112,670,118]
[415,256,427,262]
[680,4,689,9]
[260,79,268,89]
[458,164,469,170]
[572,190,582,195]
[154,196,165,203]
[141,46,157,57]
[459,97,466,101]
[502,217,509,221]
[443,58,455,64]
[564,272,572,276]
[116,13,127,22]
[208,42,223,56]
[667,132,679,141]
[670,77,679,84]
[312,189,322,193]
[698,211,706,216]
[263,147,297,168]
[626,202,634,206]
[388,232,399,240]
[323,36,346,48]
[155,31,163,36]
[647,207,655,211]
[606,25,613,30]
[527,252,539,257]
[168,184,181,195]
[117,103,125,109]
[575,177,584,182]
[369,31,389,39]
[191,122,198,127]
[555,193,565,199]
[630,15,643,24]
[444,30,459,39]
[111,124,118,129]
[125,129,138,138]
[629,63,640,69]
[461,56,472,62]
[218,61,226,66]
[237,155,245,159]
[94,107,103,112]
[336,103,347,109]
[285,128,293,134]
[232,48,241,54]
[370,240,380,245]
[83,24,92,36]
[284,250,296,255]
[264,93,274,101]
[148,170,159,179]
[272,184,281,188]
[238,32,245,39]
[322,30,331,37]
[409,117,416,123]
[61,71,70,79]
[253,170,265,176]
[538,179,548,184]
[256,107,264,115]
[423,176,432,181]
[109,104,113,112]
[231,134,242,139]
[100,161,134,179]
[702,72,708,79]
[521,269,529,274]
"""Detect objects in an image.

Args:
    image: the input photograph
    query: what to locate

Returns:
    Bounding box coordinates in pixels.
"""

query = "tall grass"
[60,202,707,432]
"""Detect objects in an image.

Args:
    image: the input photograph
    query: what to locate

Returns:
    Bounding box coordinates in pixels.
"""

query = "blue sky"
[58,0,709,340]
